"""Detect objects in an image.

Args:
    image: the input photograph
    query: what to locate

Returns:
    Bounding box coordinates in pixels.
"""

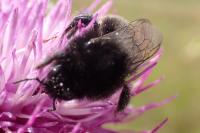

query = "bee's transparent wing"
[107,19,163,70]
[88,19,162,70]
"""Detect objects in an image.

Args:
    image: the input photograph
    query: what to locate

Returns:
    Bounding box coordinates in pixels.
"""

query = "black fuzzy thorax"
[44,27,130,101]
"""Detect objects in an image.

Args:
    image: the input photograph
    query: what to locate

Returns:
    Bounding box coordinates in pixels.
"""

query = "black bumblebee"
[15,14,162,112]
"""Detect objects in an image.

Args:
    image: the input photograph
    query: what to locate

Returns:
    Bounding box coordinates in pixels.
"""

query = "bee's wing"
[104,18,163,70]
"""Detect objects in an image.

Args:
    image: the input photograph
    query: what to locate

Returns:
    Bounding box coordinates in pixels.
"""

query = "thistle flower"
[0,0,173,132]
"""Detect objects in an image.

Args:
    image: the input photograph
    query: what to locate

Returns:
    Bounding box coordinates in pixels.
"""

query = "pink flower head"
[0,0,173,132]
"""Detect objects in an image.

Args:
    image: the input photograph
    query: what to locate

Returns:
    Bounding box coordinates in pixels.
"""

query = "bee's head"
[73,14,93,27]
[64,14,98,39]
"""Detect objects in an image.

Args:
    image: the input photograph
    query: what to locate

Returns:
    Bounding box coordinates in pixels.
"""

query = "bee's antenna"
[13,77,44,85]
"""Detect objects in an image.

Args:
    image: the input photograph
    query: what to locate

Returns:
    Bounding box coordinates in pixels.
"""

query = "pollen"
[59,82,64,87]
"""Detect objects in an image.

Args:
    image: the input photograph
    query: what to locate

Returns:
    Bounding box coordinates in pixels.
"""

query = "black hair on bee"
[15,14,162,112]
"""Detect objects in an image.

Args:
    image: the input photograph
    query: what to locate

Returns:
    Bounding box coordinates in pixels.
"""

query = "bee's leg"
[48,98,57,112]
[36,52,65,69]
[52,98,56,111]
[117,84,130,112]
[43,35,58,43]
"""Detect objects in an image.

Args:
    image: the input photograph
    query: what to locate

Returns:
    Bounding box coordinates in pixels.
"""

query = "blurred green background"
[72,0,200,132]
